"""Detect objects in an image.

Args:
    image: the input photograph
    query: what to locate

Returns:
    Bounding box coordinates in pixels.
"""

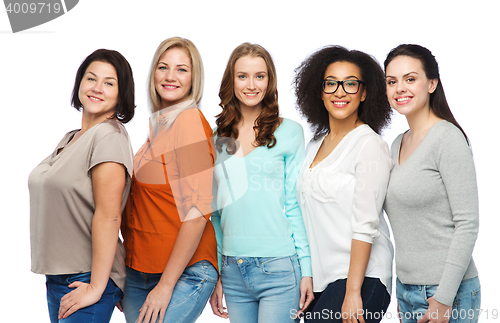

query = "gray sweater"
[384,120,478,306]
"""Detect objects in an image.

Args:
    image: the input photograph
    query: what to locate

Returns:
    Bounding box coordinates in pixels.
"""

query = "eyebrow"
[386,71,418,78]
[158,61,191,68]
[325,75,360,80]
[86,71,117,81]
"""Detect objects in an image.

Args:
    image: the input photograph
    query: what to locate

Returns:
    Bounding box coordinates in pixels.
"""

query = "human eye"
[406,77,415,83]
[237,74,247,79]
[345,80,358,87]
[386,79,396,86]
[105,81,115,86]
[325,80,337,86]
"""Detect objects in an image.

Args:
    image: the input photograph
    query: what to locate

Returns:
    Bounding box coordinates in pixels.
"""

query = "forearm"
[91,210,121,294]
[158,207,207,289]
[346,239,372,294]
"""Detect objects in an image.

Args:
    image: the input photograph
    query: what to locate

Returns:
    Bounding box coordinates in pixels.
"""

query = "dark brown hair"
[384,44,468,144]
[215,43,280,154]
[71,49,135,124]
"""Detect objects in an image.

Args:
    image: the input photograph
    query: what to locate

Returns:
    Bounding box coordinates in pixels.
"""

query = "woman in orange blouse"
[121,37,218,323]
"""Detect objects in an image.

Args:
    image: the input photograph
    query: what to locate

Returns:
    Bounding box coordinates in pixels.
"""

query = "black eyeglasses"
[322,79,364,94]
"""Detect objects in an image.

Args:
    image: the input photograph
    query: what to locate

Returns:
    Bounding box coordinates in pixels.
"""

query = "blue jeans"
[122,260,218,323]
[304,277,390,323]
[396,276,481,323]
[221,254,301,323]
[46,272,123,323]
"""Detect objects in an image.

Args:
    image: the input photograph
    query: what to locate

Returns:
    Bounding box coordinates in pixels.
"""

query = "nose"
[91,82,103,93]
[247,77,256,90]
[165,70,176,81]
[396,81,406,93]
[334,83,346,98]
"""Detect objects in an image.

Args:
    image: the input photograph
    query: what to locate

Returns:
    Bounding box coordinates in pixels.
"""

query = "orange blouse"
[121,108,218,273]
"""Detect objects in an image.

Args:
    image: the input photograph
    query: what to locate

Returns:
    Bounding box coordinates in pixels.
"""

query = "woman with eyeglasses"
[384,44,480,323]
[293,45,393,323]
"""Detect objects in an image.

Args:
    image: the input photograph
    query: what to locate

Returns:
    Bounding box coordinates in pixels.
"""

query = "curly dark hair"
[294,45,391,139]
[215,43,280,154]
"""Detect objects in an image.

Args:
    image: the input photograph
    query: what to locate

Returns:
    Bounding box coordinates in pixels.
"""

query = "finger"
[62,303,79,319]
[137,306,146,323]
[209,293,220,315]
[417,311,430,323]
[68,281,83,289]
[158,308,167,323]
[150,308,159,323]
[299,290,306,309]
[302,293,314,311]
[116,300,123,312]
[359,312,366,323]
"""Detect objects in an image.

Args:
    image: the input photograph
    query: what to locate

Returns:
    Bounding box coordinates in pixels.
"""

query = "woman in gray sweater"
[384,44,480,323]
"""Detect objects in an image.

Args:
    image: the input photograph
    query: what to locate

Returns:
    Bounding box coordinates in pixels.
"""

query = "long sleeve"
[351,136,392,243]
[284,124,312,277]
[432,127,479,306]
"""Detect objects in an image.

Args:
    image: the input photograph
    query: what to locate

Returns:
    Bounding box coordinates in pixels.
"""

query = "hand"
[295,276,314,318]
[116,300,123,312]
[417,297,451,323]
[137,284,174,323]
[341,291,365,323]
[58,281,102,319]
[209,278,228,319]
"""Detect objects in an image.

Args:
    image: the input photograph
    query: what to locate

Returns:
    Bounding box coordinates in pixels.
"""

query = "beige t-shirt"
[28,119,133,291]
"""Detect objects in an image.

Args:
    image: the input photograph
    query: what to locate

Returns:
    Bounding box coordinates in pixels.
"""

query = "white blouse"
[297,125,394,294]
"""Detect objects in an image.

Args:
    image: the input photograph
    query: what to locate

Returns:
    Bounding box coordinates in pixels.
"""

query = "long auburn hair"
[215,43,280,154]
[384,44,469,144]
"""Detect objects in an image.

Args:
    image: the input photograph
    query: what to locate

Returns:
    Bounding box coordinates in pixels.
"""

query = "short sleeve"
[89,125,133,178]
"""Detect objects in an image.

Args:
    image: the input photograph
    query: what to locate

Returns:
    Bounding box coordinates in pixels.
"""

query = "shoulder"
[356,125,389,150]
[93,119,130,142]
[275,118,304,138]
[432,120,467,143]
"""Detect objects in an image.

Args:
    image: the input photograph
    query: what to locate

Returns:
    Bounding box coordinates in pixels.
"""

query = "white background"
[1,1,498,322]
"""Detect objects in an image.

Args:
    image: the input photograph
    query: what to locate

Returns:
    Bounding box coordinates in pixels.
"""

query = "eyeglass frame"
[322,78,365,94]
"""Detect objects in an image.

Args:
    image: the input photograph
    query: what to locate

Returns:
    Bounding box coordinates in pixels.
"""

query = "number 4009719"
[6,2,62,14]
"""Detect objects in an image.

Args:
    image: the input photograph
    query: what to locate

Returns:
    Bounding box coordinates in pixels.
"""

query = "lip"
[162,84,179,90]
[332,100,348,108]
[88,95,103,102]
[395,96,413,105]
[243,92,259,98]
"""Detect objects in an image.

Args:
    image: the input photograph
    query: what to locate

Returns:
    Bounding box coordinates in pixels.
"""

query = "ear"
[360,86,367,102]
[429,79,438,94]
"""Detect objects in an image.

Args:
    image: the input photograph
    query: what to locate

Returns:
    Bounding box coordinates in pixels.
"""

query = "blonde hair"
[148,37,204,113]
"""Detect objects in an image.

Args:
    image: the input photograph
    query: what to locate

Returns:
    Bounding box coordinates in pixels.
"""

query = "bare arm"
[342,239,372,323]
[137,207,207,323]
[59,162,126,319]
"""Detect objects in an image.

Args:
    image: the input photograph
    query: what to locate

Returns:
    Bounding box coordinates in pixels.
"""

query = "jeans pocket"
[66,272,91,285]
[260,256,294,275]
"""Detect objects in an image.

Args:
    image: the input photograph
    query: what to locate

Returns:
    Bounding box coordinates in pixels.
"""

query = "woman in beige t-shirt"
[28,49,135,323]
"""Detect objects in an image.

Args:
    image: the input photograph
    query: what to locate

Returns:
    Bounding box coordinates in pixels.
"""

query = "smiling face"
[154,47,193,109]
[78,61,119,122]
[321,61,366,124]
[233,55,268,111]
[385,55,438,117]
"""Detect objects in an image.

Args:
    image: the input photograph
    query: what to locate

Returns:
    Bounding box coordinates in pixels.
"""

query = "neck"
[405,105,441,139]
[238,103,262,128]
[328,113,362,139]
[81,111,115,134]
